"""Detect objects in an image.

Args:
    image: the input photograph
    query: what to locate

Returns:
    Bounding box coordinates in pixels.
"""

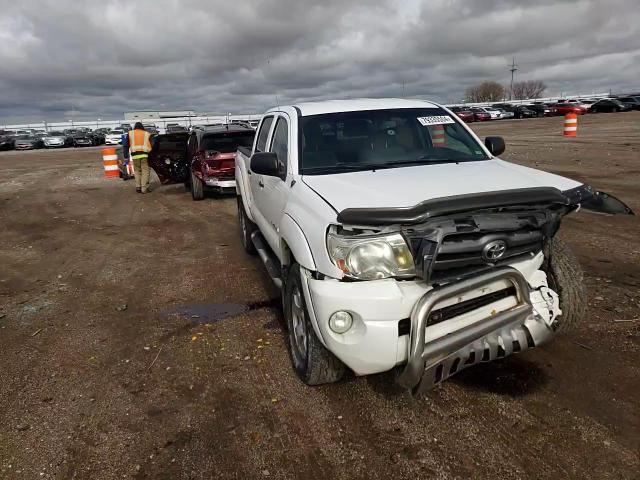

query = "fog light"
[329,311,353,334]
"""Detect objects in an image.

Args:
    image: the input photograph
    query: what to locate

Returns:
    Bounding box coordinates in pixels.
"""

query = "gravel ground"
[0,112,638,479]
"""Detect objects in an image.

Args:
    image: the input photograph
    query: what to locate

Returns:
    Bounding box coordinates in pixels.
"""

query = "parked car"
[525,104,554,117]
[476,107,502,119]
[0,133,16,150]
[120,123,132,131]
[43,131,71,148]
[71,133,94,147]
[614,96,640,111]
[105,129,125,145]
[449,106,475,123]
[577,99,600,109]
[185,126,256,200]
[589,99,631,113]
[469,107,491,121]
[493,104,535,119]
[147,132,190,185]
[495,108,514,119]
[143,124,159,135]
[167,125,188,133]
[234,98,632,392]
[552,103,587,115]
[14,135,44,150]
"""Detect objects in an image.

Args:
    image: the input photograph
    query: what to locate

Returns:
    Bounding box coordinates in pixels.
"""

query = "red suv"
[449,106,475,123]
[470,108,491,121]
[552,103,587,116]
[186,126,255,200]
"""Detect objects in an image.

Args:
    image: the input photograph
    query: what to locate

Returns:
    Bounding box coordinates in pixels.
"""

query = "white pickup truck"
[235,98,632,393]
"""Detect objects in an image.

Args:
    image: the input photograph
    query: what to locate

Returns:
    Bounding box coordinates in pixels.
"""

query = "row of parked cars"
[449,95,640,123]
[0,127,115,151]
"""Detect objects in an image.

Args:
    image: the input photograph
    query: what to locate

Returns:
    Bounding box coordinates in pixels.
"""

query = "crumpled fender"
[279,214,316,271]
[563,185,634,215]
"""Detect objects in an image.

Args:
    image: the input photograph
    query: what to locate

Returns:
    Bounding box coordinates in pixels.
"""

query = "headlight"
[327,231,415,280]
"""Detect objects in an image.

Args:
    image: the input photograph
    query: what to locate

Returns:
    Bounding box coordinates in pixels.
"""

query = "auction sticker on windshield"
[417,116,455,126]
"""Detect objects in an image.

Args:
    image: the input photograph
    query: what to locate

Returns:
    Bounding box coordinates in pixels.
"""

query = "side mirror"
[485,136,505,156]
[250,152,279,177]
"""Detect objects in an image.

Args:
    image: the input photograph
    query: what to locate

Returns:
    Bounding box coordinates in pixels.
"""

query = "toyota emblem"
[482,240,507,262]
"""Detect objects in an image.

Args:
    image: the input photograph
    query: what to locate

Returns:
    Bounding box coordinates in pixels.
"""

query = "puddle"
[162,298,281,324]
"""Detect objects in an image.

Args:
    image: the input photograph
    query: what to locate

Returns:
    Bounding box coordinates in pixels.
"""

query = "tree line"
[464,80,546,103]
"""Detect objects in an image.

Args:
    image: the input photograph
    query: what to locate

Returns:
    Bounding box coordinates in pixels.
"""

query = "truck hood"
[302,159,582,213]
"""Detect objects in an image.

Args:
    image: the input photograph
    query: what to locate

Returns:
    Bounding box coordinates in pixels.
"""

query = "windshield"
[49,132,64,136]
[201,131,255,153]
[300,108,489,175]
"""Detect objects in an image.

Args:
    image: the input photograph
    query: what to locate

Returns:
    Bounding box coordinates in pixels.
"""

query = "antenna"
[509,57,518,100]
[402,81,405,98]
[275,95,280,110]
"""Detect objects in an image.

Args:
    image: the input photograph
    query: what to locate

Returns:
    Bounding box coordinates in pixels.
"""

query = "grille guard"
[398,266,553,393]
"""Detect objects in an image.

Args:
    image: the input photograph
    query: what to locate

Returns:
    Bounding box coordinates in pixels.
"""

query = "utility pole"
[509,57,518,100]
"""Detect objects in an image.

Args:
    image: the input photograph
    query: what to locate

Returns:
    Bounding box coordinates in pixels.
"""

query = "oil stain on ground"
[161,298,281,325]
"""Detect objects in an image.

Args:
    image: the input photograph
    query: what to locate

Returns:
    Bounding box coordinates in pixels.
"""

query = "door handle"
[258,180,264,188]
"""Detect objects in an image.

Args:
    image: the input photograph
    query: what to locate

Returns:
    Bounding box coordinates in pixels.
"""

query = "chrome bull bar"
[398,267,552,393]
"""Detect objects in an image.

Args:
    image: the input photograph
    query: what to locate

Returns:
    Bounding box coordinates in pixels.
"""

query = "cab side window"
[255,116,274,152]
[269,117,289,178]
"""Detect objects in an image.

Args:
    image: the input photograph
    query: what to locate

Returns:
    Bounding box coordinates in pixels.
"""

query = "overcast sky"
[1,0,639,124]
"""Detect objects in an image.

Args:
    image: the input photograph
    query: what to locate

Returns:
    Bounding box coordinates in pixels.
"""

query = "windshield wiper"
[302,163,385,174]
[382,158,466,166]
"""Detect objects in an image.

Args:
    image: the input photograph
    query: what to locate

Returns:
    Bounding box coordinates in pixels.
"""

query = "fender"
[279,214,316,271]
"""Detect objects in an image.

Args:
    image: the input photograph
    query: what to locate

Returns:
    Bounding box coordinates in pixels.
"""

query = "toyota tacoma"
[234,99,633,393]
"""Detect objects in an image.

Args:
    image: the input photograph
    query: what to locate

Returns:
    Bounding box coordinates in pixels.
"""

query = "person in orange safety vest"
[128,122,153,193]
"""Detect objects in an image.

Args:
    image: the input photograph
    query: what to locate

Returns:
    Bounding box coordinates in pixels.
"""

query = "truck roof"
[286,98,441,117]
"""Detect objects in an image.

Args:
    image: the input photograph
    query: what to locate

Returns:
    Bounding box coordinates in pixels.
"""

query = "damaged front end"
[335,185,632,392]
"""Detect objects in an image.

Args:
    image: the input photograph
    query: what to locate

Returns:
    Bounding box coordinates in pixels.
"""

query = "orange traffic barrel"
[431,125,446,147]
[563,113,578,137]
[102,147,119,178]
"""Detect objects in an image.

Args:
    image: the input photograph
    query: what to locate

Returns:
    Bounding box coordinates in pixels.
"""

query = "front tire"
[284,264,346,385]
[545,239,586,332]
[190,170,204,200]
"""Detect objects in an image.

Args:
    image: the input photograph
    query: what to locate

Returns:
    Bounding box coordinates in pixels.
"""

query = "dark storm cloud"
[0,0,638,123]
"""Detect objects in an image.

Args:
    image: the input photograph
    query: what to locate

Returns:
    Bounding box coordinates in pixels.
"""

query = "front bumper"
[397,266,556,393]
[301,253,560,388]
[204,177,236,190]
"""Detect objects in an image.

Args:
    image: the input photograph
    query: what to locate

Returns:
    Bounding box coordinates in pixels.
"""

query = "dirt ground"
[0,112,638,480]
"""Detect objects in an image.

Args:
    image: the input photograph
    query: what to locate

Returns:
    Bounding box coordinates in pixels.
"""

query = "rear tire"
[545,239,586,332]
[237,197,257,255]
[190,170,204,201]
[284,264,346,385]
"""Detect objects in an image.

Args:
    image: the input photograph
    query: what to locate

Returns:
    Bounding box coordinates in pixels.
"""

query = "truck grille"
[403,211,548,283]
[433,229,542,270]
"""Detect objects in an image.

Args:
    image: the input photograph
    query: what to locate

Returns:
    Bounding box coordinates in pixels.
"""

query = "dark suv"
[185,126,256,200]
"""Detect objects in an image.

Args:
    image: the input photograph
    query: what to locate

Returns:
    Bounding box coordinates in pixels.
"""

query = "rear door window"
[201,131,255,153]
[255,116,274,152]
